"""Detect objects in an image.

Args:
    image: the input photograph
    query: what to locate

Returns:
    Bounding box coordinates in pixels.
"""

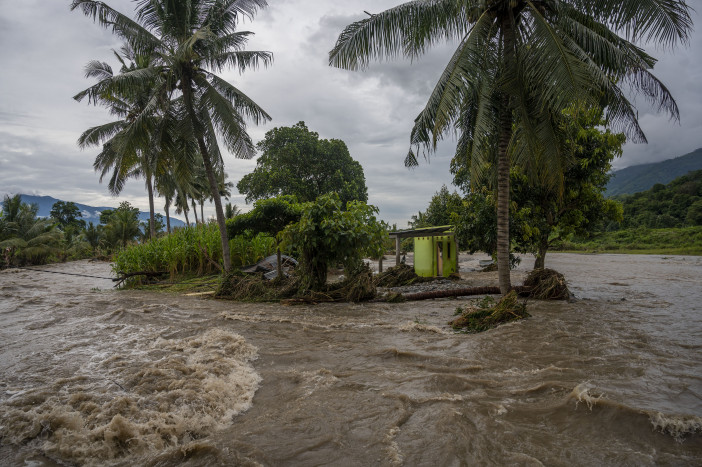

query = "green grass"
[553,226,702,255]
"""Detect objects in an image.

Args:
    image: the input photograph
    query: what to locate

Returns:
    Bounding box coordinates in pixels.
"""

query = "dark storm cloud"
[1,1,700,225]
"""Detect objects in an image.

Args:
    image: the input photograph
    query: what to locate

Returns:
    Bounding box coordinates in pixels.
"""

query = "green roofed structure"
[389,226,458,278]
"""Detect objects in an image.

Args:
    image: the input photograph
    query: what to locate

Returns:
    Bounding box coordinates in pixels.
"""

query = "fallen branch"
[399,286,529,301]
[113,271,167,287]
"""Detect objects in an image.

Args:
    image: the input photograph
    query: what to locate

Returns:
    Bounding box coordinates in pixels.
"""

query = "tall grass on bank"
[113,224,275,279]
[553,226,702,255]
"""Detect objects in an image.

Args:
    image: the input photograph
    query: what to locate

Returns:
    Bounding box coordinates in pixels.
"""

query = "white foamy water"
[1,255,701,465]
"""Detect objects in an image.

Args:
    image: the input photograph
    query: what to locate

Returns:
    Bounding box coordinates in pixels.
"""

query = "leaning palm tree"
[72,0,273,272]
[330,0,691,293]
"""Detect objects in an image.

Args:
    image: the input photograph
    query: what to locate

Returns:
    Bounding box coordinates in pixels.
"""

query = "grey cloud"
[2,1,700,228]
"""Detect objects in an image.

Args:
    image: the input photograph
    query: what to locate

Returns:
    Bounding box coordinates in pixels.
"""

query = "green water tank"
[413,234,457,277]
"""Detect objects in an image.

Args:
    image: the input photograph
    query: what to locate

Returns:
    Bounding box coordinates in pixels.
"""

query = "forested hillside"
[615,170,702,228]
[606,148,702,196]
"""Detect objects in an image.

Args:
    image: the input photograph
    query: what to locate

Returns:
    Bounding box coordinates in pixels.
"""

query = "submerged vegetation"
[449,292,529,333]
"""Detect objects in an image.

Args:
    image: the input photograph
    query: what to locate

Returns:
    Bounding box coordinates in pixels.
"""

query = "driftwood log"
[113,271,167,287]
[401,286,530,301]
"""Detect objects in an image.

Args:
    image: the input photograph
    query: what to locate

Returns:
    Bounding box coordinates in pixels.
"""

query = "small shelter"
[389,226,458,277]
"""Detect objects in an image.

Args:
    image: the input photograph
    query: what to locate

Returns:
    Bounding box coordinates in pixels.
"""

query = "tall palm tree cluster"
[0,195,62,266]
[72,0,272,271]
[329,0,692,293]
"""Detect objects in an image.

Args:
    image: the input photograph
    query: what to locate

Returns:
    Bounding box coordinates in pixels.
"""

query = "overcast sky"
[1,1,700,226]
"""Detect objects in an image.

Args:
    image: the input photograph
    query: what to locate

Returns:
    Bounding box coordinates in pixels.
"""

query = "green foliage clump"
[113,223,275,282]
[409,185,462,230]
[100,202,141,249]
[281,193,387,291]
[237,122,368,206]
[449,292,529,332]
[0,195,62,266]
[226,196,301,239]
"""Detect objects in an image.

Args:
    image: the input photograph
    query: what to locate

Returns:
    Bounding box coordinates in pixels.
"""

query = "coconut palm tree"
[75,46,164,240]
[330,0,691,293]
[72,0,273,272]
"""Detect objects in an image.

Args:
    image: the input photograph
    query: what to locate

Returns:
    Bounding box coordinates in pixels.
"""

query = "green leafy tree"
[409,185,462,229]
[687,199,702,226]
[226,195,302,279]
[281,193,386,291]
[82,221,102,254]
[50,201,86,230]
[237,122,368,206]
[330,0,691,294]
[511,107,625,268]
[72,0,272,272]
[454,187,524,268]
[50,201,86,245]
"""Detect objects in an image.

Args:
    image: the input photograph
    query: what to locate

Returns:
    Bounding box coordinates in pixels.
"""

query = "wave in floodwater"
[1,255,701,465]
[1,326,259,466]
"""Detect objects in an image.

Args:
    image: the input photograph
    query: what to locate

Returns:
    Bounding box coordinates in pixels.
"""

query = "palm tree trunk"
[164,199,171,234]
[183,209,190,227]
[496,100,512,294]
[146,174,156,239]
[200,200,204,224]
[181,76,232,272]
[192,198,199,225]
[497,14,515,295]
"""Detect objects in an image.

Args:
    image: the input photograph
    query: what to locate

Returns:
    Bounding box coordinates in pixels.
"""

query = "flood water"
[1,254,700,466]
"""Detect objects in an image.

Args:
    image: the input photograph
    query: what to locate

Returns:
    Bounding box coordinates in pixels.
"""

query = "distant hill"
[15,194,186,228]
[606,147,702,197]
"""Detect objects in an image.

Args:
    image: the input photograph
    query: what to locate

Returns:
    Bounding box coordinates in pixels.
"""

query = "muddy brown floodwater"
[1,253,701,466]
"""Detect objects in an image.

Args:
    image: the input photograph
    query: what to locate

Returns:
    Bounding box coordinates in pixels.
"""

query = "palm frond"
[329,0,469,70]
[206,72,271,124]
[77,120,126,148]
[70,0,161,53]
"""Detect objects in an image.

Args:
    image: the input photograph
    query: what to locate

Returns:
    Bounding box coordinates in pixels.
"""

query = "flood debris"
[241,254,298,280]
[373,264,432,287]
[448,291,529,332]
[216,264,376,303]
[522,268,571,300]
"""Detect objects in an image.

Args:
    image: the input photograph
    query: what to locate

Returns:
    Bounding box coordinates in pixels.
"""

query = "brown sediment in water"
[1,255,701,465]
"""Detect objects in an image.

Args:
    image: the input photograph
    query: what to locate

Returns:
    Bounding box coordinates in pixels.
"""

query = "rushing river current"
[1,253,701,466]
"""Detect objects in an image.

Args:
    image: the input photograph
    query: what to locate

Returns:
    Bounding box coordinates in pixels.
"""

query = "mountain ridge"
[11,194,186,228]
[606,148,702,197]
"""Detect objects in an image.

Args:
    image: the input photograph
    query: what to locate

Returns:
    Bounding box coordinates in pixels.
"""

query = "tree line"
[64,0,692,296]
[0,195,158,266]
